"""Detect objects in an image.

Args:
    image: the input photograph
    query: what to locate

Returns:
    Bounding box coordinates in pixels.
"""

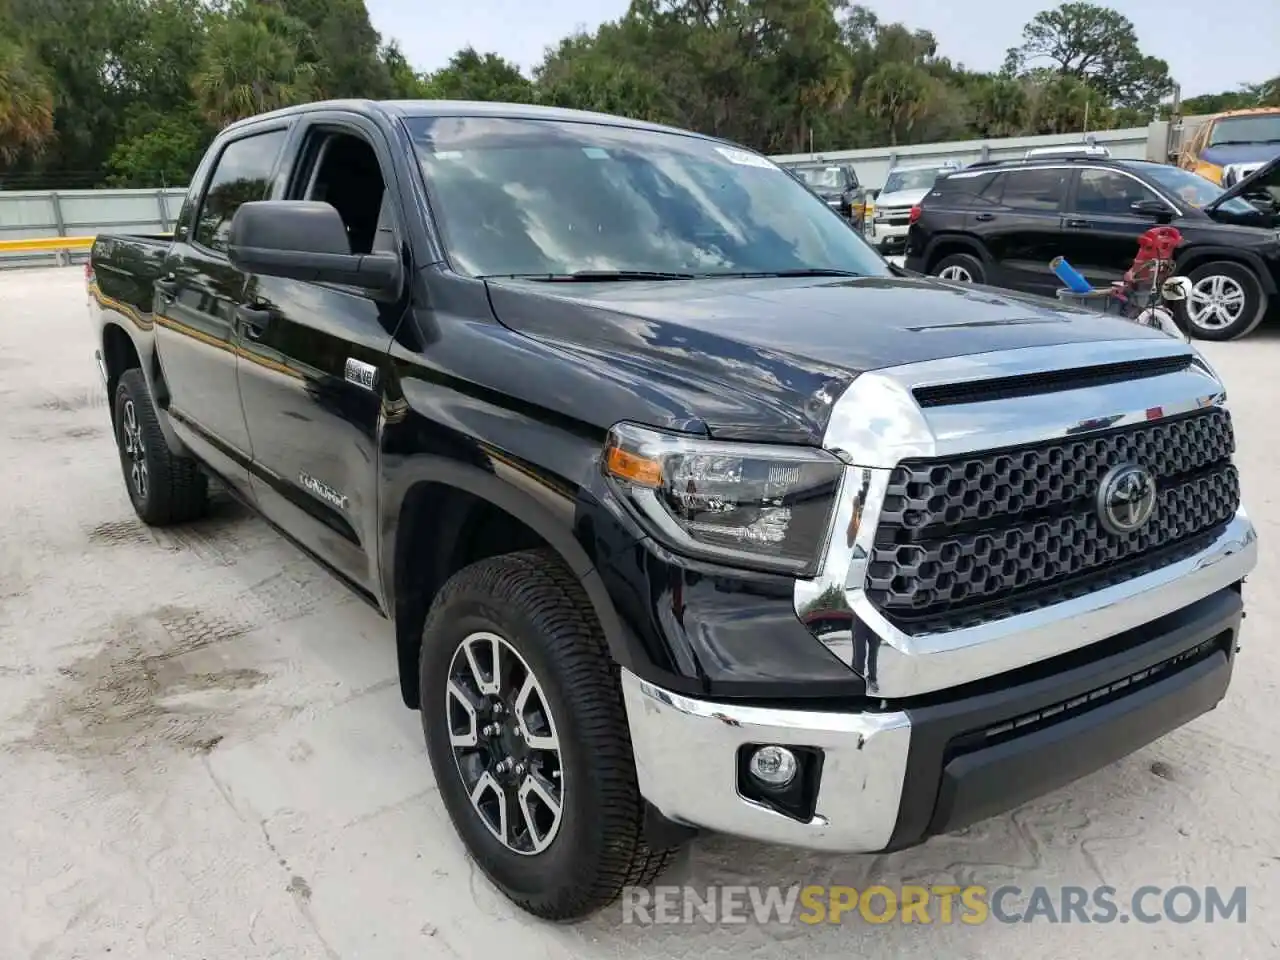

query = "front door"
[154,126,289,492]
[1060,167,1175,288]
[234,119,407,599]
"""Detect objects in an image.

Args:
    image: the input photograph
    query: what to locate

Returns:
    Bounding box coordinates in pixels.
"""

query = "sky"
[363,0,1277,98]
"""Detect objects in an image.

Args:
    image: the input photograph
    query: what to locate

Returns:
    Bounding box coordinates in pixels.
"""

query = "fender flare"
[922,233,991,271]
[384,456,668,707]
[1175,246,1278,296]
[100,318,190,457]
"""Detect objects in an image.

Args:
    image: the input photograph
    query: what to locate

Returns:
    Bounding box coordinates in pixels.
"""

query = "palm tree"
[860,61,933,145]
[191,14,316,128]
[0,37,54,163]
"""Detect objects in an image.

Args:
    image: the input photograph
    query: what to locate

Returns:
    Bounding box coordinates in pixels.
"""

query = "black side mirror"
[228,200,402,301]
[1131,198,1174,221]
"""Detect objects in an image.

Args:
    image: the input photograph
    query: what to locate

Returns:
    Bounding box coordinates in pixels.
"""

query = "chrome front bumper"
[622,670,912,851]
[623,578,1246,853]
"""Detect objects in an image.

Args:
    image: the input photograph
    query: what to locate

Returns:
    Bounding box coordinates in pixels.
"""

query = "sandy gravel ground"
[0,268,1277,959]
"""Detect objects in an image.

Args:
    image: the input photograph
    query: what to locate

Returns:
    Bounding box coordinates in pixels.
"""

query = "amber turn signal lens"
[605,445,663,487]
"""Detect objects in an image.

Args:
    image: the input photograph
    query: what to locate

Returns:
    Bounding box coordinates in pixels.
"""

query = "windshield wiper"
[485,270,697,282]
[705,268,865,279]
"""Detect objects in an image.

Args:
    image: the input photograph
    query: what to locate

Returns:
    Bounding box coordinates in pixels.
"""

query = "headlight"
[602,422,843,575]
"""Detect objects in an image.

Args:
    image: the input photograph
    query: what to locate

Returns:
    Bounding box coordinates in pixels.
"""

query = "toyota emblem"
[1097,463,1157,536]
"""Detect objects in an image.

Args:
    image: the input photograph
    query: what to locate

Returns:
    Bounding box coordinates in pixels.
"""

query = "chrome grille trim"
[794,337,1257,698]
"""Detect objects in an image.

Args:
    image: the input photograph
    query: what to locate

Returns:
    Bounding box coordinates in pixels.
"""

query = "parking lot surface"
[1,268,1277,958]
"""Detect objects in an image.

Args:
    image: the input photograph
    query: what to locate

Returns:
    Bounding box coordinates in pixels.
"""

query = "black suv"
[904,155,1280,341]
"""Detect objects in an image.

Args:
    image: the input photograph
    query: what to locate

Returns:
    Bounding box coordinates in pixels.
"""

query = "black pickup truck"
[87,100,1258,921]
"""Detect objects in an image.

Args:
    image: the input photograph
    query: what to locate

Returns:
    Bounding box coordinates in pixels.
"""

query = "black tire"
[930,251,986,284]
[420,548,678,921]
[1180,261,1267,342]
[113,369,209,525]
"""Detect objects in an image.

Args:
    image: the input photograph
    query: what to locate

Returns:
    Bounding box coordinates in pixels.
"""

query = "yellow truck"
[1178,106,1280,187]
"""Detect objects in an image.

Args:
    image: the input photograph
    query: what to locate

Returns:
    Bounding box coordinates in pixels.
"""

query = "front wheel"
[1181,261,1267,341]
[419,548,679,920]
[931,251,986,284]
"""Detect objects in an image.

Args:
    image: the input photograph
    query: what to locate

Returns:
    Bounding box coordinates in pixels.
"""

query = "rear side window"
[194,130,288,253]
[995,169,1068,211]
[932,171,996,207]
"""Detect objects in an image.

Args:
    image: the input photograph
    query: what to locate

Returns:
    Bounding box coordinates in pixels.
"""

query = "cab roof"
[222,98,701,141]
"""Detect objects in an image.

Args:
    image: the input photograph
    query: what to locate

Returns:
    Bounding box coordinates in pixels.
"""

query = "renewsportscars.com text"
[621,884,1248,925]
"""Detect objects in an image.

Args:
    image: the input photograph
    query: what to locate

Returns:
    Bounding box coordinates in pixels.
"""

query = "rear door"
[1059,167,1177,287]
[975,167,1070,296]
[155,125,290,492]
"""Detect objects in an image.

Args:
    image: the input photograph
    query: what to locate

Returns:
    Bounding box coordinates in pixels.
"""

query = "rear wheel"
[931,252,985,284]
[420,548,679,920]
[113,369,208,525]
[1182,261,1266,341]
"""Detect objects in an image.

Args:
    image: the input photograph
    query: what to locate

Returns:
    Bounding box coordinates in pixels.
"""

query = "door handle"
[975,212,996,222]
[1064,217,1088,228]
[235,304,272,340]
[154,275,177,302]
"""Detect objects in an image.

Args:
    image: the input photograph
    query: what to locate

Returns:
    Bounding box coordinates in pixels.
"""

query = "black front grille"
[865,408,1238,633]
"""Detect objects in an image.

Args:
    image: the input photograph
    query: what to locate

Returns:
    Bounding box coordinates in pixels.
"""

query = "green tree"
[969,75,1030,138]
[860,61,934,145]
[536,29,674,122]
[105,104,208,185]
[382,41,431,98]
[0,36,55,163]
[192,10,318,128]
[275,0,392,98]
[422,47,536,103]
[1004,2,1172,113]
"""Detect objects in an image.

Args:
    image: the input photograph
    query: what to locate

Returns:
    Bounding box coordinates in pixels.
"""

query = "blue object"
[1051,256,1093,293]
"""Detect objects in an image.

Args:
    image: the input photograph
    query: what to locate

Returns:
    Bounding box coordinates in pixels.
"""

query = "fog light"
[747,745,798,787]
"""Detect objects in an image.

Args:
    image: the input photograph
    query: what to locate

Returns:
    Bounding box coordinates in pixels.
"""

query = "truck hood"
[1199,143,1280,167]
[484,274,1167,443]
[874,187,931,209]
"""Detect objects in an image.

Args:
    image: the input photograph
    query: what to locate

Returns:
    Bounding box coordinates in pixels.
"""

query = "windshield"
[790,165,847,190]
[1134,164,1258,215]
[881,167,946,194]
[406,117,889,280]
[1208,113,1280,146]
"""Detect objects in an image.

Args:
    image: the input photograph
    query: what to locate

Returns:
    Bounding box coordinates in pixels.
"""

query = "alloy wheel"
[120,398,149,502]
[1186,274,1246,332]
[938,264,974,282]
[446,631,564,855]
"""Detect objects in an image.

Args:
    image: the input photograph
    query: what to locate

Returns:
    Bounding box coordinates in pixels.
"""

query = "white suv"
[870,161,959,254]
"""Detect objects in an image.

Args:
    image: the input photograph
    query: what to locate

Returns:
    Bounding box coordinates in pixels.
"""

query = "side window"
[194,130,287,253]
[290,131,390,255]
[1074,169,1160,216]
[941,172,997,208]
[999,169,1069,211]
